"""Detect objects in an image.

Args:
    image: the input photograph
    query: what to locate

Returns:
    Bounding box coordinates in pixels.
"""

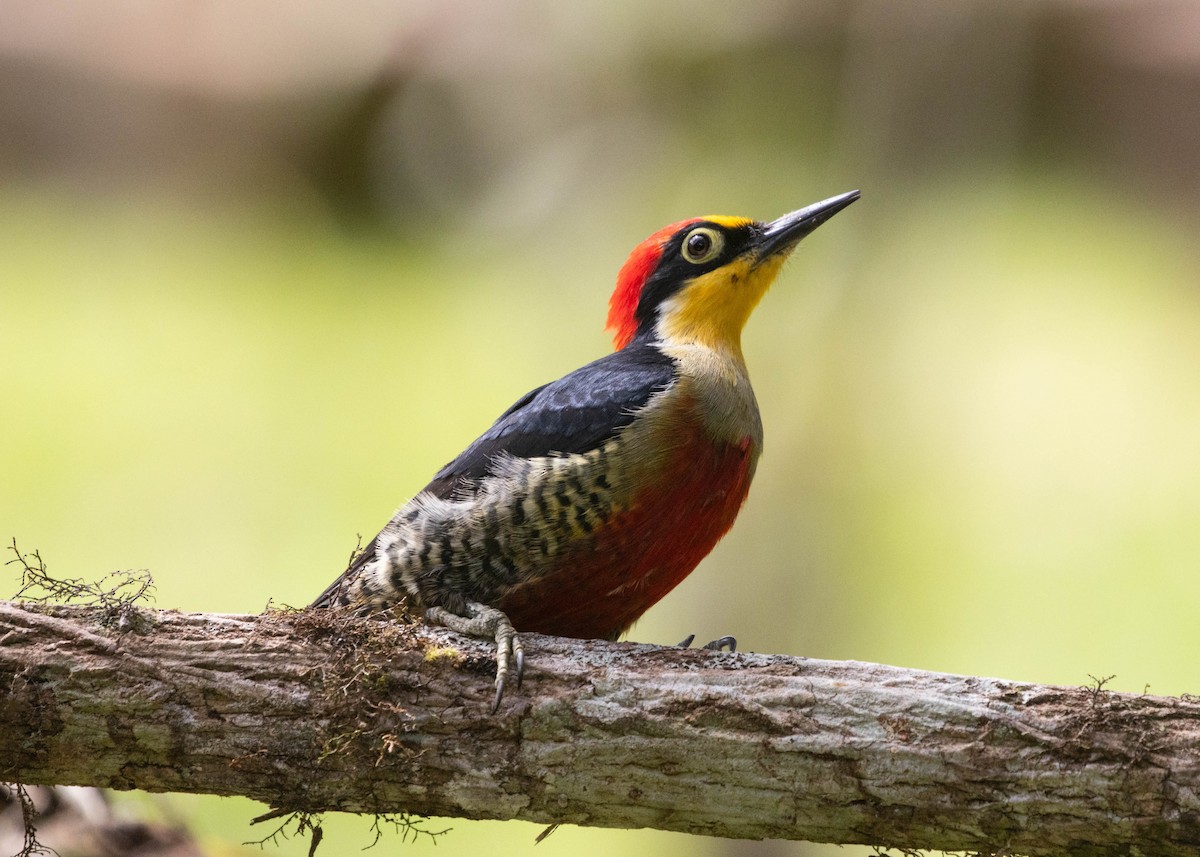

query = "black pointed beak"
[757,190,860,260]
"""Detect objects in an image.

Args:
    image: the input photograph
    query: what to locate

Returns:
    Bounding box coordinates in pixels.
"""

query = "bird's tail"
[309,535,378,608]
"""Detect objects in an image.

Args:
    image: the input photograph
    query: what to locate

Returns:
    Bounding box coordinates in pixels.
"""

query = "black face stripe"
[634,220,760,335]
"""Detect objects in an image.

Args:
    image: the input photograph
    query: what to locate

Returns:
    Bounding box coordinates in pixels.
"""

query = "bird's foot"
[677,633,737,652]
[425,601,524,713]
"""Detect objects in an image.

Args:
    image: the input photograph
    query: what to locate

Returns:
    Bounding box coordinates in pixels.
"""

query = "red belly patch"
[498,427,756,640]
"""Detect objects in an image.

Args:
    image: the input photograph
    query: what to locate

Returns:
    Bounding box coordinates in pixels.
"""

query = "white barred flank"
[347,440,628,614]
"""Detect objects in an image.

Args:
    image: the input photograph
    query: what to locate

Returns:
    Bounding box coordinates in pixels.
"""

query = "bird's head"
[606,190,860,358]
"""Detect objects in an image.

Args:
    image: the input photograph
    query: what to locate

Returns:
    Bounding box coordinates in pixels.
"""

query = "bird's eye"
[682,227,724,264]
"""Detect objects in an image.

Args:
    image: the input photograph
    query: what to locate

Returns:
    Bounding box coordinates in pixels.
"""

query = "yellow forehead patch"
[701,215,755,230]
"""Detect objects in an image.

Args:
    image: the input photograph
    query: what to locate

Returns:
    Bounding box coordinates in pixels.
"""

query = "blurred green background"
[3,2,1200,855]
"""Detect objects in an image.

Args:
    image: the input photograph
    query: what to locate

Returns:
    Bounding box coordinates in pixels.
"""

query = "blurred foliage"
[3,2,1200,856]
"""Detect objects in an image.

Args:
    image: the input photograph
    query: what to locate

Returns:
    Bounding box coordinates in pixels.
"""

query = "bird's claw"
[424,602,523,713]
[491,621,525,713]
[702,635,737,652]
[677,633,737,652]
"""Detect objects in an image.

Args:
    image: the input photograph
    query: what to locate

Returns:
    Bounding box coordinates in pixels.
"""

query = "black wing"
[423,339,677,498]
[312,340,677,607]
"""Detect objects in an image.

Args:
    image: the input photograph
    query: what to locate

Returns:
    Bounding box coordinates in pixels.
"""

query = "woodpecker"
[313,190,859,709]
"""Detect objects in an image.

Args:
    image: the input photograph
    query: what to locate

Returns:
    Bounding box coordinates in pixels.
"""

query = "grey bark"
[1,600,1198,855]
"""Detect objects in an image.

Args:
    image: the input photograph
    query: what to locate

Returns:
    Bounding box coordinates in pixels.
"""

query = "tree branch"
[2,600,1198,855]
